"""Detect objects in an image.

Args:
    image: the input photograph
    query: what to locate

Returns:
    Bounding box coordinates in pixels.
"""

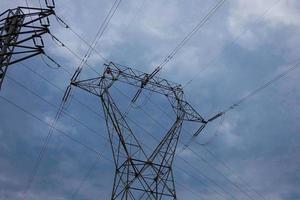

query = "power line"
[187,146,257,200]
[0,95,111,198]
[189,113,226,146]
[72,0,122,79]
[222,59,300,114]
[71,160,98,200]
[48,33,99,75]
[21,97,65,200]
[120,0,227,119]
[60,0,123,111]
[0,96,107,159]
[123,0,147,31]
[54,15,108,63]
[199,144,267,200]
[6,75,103,139]
[19,62,102,119]
[184,0,282,87]
[157,0,227,69]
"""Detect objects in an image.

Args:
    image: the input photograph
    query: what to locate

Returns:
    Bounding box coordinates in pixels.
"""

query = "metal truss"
[71,62,207,200]
[0,6,55,89]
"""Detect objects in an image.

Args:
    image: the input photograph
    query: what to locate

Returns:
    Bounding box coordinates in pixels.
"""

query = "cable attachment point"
[193,112,224,137]
[45,0,55,9]
[41,53,62,68]
[207,112,225,122]
[131,66,161,103]
[33,34,45,48]
[193,124,207,137]
[55,15,69,28]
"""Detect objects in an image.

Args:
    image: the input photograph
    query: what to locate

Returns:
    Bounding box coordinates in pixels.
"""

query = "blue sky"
[1,0,300,199]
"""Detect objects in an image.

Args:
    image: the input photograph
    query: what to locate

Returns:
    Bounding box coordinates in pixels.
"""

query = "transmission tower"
[71,62,207,199]
[0,4,55,89]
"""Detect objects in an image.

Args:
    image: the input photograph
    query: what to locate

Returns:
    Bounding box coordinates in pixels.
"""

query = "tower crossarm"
[73,62,205,118]
[72,62,183,97]
[0,6,55,89]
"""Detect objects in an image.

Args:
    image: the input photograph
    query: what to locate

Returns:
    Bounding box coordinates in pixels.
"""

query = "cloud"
[1,0,300,199]
[227,0,300,51]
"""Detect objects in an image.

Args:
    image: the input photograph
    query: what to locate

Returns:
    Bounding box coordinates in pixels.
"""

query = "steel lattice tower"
[0,5,54,89]
[71,62,207,200]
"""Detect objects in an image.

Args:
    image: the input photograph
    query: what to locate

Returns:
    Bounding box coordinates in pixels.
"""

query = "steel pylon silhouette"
[71,62,207,200]
[0,4,55,89]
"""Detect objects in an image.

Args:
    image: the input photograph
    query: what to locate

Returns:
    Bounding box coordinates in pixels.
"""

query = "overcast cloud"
[0,0,300,200]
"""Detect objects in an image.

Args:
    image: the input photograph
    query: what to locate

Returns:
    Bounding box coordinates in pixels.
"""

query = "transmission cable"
[184,0,282,87]
[19,62,101,119]
[0,95,111,199]
[54,15,108,62]
[70,160,98,200]
[221,59,300,114]
[186,144,259,200]
[200,145,268,200]
[21,96,65,200]
[178,113,226,152]
[156,0,226,70]
[122,0,227,118]
[59,0,122,111]
[6,75,105,140]
[48,33,99,75]
[180,59,300,151]
[0,95,109,159]
[70,0,122,83]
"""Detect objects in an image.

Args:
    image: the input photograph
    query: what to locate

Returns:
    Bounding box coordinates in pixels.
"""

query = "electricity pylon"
[71,62,208,199]
[0,5,54,89]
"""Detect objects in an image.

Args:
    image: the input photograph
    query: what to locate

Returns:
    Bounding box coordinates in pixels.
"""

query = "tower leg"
[101,92,180,199]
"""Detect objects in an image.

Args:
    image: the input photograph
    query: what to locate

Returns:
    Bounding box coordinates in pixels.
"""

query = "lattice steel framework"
[71,62,207,200]
[0,5,54,89]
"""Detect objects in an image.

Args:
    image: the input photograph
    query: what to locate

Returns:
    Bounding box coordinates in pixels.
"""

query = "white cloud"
[228,0,300,50]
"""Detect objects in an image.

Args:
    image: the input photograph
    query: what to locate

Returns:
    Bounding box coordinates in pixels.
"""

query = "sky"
[1,0,300,199]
